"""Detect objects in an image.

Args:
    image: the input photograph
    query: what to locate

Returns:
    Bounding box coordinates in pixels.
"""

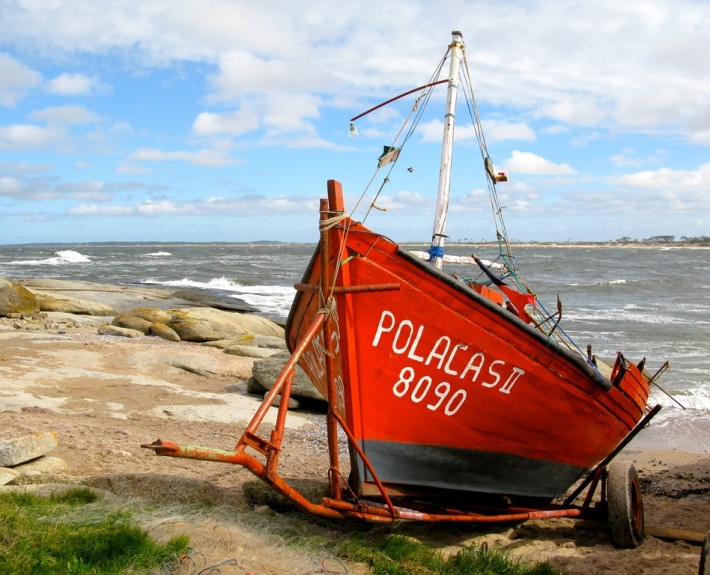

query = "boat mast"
[429,30,464,270]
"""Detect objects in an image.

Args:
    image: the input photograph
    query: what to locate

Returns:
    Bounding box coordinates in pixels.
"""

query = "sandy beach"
[0,284,708,575]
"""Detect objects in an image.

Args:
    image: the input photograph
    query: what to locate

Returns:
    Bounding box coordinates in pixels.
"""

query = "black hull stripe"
[358,440,587,499]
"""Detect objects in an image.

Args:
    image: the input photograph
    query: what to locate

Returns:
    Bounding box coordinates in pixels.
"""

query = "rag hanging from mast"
[377,146,401,168]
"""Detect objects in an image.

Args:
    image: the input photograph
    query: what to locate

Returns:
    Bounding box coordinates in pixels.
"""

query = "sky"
[0,0,709,244]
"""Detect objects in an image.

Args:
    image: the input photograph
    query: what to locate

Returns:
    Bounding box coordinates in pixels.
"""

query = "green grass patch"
[0,488,189,575]
[338,532,562,575]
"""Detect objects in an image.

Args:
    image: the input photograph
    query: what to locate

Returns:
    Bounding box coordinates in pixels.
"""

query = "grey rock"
[171,287,259,313]
[202,334,257,349]
[270,393,301,410]
[167,358,215,377]
[0,467,19,486]
[98,324,145,338]
[246,376,267,395]
[254,334,288,349]
[224,345,279,359]
[251,350,323,402]
[0,431,58,467]
[20,279,180,312]
[9,456,67,482]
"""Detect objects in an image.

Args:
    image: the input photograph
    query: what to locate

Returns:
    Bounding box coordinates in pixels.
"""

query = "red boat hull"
[287,183,651,500]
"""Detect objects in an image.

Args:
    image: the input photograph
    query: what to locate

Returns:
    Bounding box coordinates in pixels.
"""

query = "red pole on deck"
[320,184,342,500]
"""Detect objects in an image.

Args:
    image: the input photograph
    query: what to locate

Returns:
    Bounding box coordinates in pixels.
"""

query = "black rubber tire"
[607,460,645,549]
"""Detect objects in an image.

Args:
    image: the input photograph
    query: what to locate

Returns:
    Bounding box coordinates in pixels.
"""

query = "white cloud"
[503,151,576,175]
[0,124,64,150]
[418,120,477,143]
[69,194,320,217]
[3,1,709,142]
[210,50,331,100]
[372,189,431,212]
[0,176,113,202]
[30,105,100,125]
[46,73,105,96]
[193,108,260,137]
[0,53,42,106]
[610,148,642,168]
[0,176,22,195]
[689,127,710,146]
[483,120,536,143]
[127,144,238,167]
[541,99,609,127]
[618,163,710,192]
[0,1,708,243]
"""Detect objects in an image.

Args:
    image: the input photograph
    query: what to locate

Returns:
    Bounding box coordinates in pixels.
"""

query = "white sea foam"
[228,284,297,319]
[9,249,91,266]
[55,250,91,263]
[144,251,172,257]
[565,308,698,325]
[145,276,296,318]
[152,276,242,290]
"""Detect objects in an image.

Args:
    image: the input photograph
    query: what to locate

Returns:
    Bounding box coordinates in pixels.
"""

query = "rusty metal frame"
[141,180,640,525]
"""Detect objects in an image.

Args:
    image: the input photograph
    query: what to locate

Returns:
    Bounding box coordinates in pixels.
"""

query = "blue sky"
[0,0,708,244]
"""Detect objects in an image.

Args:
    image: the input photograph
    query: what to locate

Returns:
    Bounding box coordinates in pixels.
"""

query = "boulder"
[98,324,145,338]
[224,345,280,359]
[149,322,181,342]
[112,315,152,334]
[0,431,58,467]
[114,307,172,325]
[251,350,323,402]
[0,276,40,316]
[31,291,118,316]
[254,334,288,349]
[0,467,19,486]
[9,455,67,483]
[166,307,285,342]
[171,288,258,313]
[202,334,257,349]
[20,279,179,312]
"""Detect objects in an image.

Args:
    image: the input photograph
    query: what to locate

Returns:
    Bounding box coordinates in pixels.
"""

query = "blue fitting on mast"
[427,246,445,261]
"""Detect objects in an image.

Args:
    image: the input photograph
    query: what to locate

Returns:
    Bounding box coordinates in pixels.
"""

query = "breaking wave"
[9,249,91,266]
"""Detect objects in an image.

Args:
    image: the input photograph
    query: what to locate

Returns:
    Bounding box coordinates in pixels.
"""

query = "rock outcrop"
[0,276,40,316]
[0,432,61,486]
[250,350,323,402]
[108,306,285,344]
[34,291,118,316]
[167,307,284,342]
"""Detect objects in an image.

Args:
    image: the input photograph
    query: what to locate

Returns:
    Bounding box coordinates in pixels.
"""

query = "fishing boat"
[144,31,664,548]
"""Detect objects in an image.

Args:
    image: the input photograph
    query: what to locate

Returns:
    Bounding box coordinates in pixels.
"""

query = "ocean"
[1,242,708,451]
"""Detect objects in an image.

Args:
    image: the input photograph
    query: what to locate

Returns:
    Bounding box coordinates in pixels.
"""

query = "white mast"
[429,30,464,270]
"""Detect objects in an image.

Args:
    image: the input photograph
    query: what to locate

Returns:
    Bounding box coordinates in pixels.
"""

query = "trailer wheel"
[607,460,644,548]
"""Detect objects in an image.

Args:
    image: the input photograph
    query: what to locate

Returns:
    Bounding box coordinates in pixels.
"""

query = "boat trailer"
[142,299,661,548]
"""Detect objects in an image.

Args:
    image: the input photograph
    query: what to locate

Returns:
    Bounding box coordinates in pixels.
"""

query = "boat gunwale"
[286,220,613,394]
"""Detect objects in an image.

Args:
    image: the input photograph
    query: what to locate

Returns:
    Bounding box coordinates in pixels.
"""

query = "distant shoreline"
[1,240,708,249]
[403,241,710,249]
